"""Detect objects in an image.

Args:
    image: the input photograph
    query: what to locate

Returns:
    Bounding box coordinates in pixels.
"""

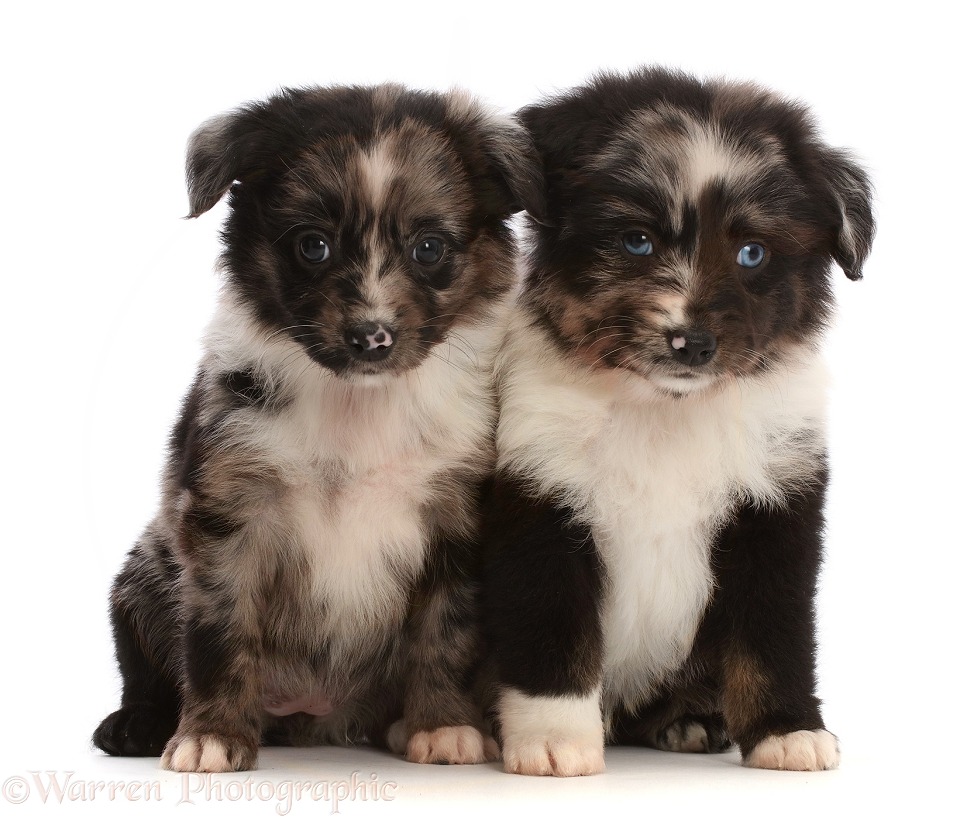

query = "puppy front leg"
[484,476,606,776]
[161,576,263,773]
[712,468,838,771]
[400,536,493,765]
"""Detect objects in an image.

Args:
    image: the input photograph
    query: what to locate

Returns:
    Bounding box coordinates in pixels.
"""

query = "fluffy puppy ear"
[517,95,603,227]
[185,100,287,217]
[445,94,547,224]
[821,149,875,281]
[484,116,548,224]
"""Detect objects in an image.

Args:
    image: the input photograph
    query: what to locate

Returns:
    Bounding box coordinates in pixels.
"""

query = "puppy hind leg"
[713,472,839,771]
[93,600,181,755]
[649,714,731,754]
[93,544,182,757]
[612,688,731,754]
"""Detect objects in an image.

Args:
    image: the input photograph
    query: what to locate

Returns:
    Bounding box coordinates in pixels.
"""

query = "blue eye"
[298,234,331,263]
[736,243,765,269]
[623,232,654,256]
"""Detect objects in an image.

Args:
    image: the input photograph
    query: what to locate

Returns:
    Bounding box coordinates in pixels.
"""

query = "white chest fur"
[197,297,501,659]
[496,313,828,710]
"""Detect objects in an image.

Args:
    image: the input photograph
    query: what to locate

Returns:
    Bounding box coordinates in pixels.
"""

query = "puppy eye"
[298,235,331,263]
[412,237,446,266]
[736,243,765,268]
[622,232,654,256]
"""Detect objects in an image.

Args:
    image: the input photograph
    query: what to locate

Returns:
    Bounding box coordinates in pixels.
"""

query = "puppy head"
[520,68,875,396]
[187,84,543,379]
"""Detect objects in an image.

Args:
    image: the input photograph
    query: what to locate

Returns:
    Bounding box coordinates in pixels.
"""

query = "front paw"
[161,732,258,772]
[743,729,839,771]
[498,687,605,776]
[503,736,604,777]
[406,726,496,764]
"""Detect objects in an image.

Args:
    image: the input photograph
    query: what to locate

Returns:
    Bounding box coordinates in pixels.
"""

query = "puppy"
[483,68,874,775]
[92,83,541,772]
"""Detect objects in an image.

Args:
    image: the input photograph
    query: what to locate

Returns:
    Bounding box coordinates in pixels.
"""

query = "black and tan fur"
[93,83,542,772]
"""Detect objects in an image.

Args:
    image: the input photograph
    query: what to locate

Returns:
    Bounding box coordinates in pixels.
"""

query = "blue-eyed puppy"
[483,68,873,775]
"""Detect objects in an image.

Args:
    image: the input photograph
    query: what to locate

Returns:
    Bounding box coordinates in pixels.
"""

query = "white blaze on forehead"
[605,107,781,234]
[357,138,397,315]
[674,126,768,230]
[684,128,739,196]
[360,138,396,211]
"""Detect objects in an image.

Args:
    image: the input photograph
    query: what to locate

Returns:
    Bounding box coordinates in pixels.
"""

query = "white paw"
[503,736,605,777]
[660,721,709,753]
[744,729,839,771]
[406,725,492,764]
[498,687,605,777]
[160,733,256,772]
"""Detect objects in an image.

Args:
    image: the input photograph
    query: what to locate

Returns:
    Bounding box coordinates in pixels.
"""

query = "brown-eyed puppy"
[92,84,542,772]
[482,68,874,775]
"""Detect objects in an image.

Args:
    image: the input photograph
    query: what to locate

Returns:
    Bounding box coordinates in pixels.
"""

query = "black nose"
[344,322,396,361]
[669,330,717,367]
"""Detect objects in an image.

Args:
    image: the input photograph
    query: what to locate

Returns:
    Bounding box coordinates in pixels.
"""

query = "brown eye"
[412,237,445,265]
[298,235,331,263]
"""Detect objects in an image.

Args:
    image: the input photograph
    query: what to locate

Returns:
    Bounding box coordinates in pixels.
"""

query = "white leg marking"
[498,687,605,777]
[744,729,839,771]
[406,725,491,765]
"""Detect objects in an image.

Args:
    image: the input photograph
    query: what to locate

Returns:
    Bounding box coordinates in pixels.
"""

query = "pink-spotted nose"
[669,330,717,367]
[344,321,396,362]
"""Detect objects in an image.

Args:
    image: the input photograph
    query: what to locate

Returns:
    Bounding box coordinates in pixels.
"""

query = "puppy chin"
[644,371,717,398]
[340,371,398,387]
[333,355,433,385]
[314,352,410,385]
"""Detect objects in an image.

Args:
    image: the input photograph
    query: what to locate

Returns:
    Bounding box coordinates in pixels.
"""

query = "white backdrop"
[2,1,957,816]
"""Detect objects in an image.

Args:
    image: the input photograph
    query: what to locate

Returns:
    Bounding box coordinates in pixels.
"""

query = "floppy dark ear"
[517,94,602,227]
[445,97,546,224]
[480,115,547,224]
[517,100,575,176]
[822,149,875,281]
[185,101,282,217]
